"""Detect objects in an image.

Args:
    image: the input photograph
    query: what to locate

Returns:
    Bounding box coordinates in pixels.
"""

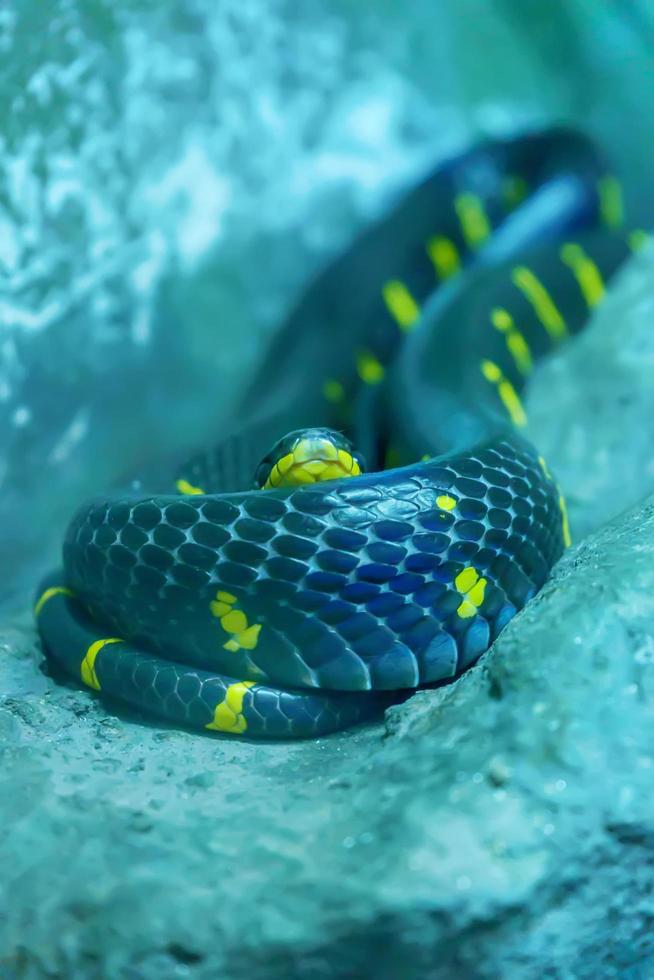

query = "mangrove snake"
[34,127,648,738]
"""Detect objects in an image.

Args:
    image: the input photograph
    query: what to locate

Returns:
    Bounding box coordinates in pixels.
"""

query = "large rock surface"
[3,249,654,978]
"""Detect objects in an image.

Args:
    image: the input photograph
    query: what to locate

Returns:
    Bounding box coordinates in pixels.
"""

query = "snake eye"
[255,428,366,489]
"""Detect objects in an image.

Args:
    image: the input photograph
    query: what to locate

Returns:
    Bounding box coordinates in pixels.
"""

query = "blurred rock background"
[3,2,654,978]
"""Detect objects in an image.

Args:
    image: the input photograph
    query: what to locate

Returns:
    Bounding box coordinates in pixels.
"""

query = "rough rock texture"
[3,2,654,978]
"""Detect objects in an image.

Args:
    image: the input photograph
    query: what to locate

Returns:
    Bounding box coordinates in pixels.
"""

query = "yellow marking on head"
[502,174,529,209]
[558,492,572,548]
[303,460,329,476]
[491,307,533,375]
[436,494,457,511]
[356,350,385,385]
[175,479,204,495]
[206,681,256,734]
[288,469,315,484]
[512,266,568,342]
[538,456,552,481]
[265,440,358,489]
[34,586,74,617]
[560,243,605,308]
[278,452,295,473]
[323,462,349,480]
[80,637,122,691]
[262,452,295,489]
[382,280,420,332]
[455,566,487,618]
[292,446,320,469]
[597,175,624,229]
[454,193,491,249]
[322,379,345,403]
[210,590,262,652]
[297,439,336,463]
[480,360,527,427]
[426,236,461,280]
[335,449,352,471]
[629,229,651,253]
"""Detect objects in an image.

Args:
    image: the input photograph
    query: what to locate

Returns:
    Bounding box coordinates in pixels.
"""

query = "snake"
[34,126,648,738]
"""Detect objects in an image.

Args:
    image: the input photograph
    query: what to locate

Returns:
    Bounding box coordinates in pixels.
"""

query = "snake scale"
[35,127,647,738]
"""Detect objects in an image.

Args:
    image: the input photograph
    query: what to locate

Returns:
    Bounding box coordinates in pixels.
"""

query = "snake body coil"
[35,128,643,737]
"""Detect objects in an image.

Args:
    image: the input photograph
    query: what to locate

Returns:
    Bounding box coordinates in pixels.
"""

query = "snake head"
[254,428,366,489]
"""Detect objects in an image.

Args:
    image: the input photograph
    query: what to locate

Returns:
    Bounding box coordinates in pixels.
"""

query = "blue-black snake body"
[35,128,645,737]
